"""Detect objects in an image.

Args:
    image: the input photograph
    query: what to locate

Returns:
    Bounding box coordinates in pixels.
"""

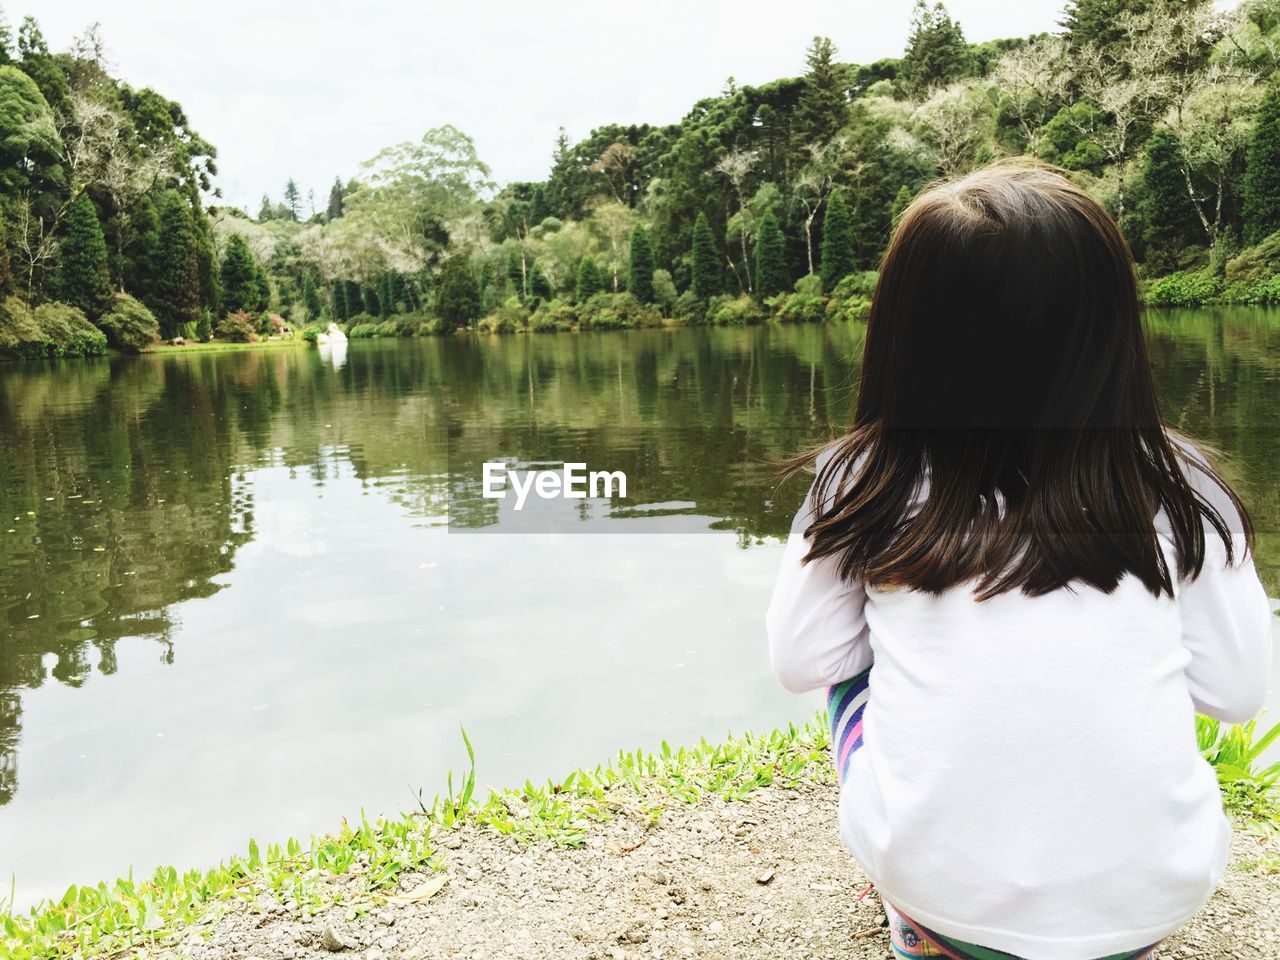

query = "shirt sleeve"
[766,457,873,694]
[1168,441,1274,724]
[1177,531,1273,724]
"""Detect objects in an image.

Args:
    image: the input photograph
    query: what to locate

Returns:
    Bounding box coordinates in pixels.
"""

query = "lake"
[1,311,1278,907]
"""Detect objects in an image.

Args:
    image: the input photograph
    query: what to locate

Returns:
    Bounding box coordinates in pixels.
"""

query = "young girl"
[767,161,1273,960]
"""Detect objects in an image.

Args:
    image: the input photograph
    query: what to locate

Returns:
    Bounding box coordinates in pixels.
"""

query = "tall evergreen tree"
[57,192,113,318]
[283,178,302,221]
[1140,128,1199,273]
[890,185,914,227]
[796,37,849,145]
[362,282,381,318]
[900,1,970,99]
[192,199,220,314]
[529,262,552,301]
[219,233,259,314]
[330,279,348,322]
[691,212,720,299]
[326,177,344,221]
[753,211,787,299]
[628,225,655,303]
[1243,88,1280,245]
[819,191,857,290]
[437,256,479,332]
[152,191,200,338]
[257,194,274,221]
[123,195,160,305]
[380,271,401,316]
[303,271,323,320]
[575,256,603,302]
[1061,0,1153,53]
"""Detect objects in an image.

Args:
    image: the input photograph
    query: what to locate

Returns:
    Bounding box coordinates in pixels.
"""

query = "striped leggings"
[827,671,1159,960]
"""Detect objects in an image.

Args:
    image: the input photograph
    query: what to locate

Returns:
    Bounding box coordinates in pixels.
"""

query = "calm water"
[1,311,1278,906]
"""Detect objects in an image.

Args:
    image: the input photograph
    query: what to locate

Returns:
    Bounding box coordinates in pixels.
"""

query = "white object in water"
[316,322,348,344]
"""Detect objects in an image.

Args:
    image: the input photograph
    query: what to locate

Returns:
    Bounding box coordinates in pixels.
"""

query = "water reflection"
[0,311,1276,898]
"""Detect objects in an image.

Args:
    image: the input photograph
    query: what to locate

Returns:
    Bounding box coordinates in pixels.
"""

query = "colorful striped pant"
[826,671,1160,960]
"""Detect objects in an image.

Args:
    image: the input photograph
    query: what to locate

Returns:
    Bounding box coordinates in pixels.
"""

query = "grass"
[142,337,308,356]
[1,713,1275,960]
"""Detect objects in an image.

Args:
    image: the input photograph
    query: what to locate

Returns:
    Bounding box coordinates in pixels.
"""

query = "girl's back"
[767,162,1272,960]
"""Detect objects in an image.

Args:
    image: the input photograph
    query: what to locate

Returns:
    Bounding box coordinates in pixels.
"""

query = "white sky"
[28,1,1069,211]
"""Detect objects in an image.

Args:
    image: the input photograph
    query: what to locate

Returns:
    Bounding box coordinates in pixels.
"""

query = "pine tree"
[257,194,274,221]
[575,256,603,302]
[819,191,857,291]
[196,308,212,342]
[691,212,720,300]
[628,225,656,304]
[1243,89,1280,245]
[56,192,113,318]
[1061,0,1153,53]
[437,256,479,332]
[330,279,348,322]
[796,37,849,144]
[890,185,914,227]
[193,201,220,314]
[283,179,301,221]
[252,261,271,311]
[362,282,381,318]
[219,233,259,314]
[900,1,970,99]
[303,271,323,320]
[1140,128,1199,273]
[380,271,400,316]
[506,249,525,299]
[529,262,552,301]
[152,191,200,338]
[753,211,787,299]
[124,195,159,305]
[326,178,344,221]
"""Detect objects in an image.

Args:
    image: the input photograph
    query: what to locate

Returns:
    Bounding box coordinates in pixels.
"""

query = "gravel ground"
[164,780,1279,960]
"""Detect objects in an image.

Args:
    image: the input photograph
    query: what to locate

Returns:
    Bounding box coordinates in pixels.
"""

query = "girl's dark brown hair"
[785,159,1250,599]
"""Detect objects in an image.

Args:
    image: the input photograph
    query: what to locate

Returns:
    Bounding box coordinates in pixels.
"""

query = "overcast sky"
[28,1,1069,211]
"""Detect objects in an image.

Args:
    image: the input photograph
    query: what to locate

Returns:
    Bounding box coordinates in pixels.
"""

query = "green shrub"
[98,294,160,353]
[215,311,258,342]
[578,292,660,330]
[33,302,107,357]
[196,308,213,343]
[479,296,530,334]
[418,316,445,336]
[344,312,377,333]
[301,325,322,343]
[529,298,577,332]
[0,296,51,359]
[792,273,823,296]
[831,271,878,299]
[1224,231,1280,287]
[347,323,380,339]
[827,294,872,323]
[769,292,827,324]
[1145,271,1222,306]
[709,293,767,326]
[673,290,706,325]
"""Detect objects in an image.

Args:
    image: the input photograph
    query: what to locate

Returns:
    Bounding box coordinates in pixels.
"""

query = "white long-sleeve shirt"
[766,447,1273,960]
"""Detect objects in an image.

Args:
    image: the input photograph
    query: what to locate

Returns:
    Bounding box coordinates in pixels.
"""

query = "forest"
[3,0,1280,360]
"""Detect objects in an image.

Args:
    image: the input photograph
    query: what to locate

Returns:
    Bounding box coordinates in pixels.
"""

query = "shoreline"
[3,719,1278,959]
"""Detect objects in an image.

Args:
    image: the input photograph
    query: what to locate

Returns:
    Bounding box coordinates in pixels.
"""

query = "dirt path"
[165,780,1279,960]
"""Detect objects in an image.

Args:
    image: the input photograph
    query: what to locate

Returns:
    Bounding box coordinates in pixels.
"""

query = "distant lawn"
[143,337,308,356]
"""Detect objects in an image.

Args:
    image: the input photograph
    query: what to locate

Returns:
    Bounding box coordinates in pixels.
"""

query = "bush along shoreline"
[1145,229,1280,306]
[1,714,1276,960]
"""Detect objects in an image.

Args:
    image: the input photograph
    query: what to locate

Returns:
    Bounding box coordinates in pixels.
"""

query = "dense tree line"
[5,0,1280,360]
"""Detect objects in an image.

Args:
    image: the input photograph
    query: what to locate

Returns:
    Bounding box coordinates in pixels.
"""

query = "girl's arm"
[766,472,873,694]
[1178,532,1273,725]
